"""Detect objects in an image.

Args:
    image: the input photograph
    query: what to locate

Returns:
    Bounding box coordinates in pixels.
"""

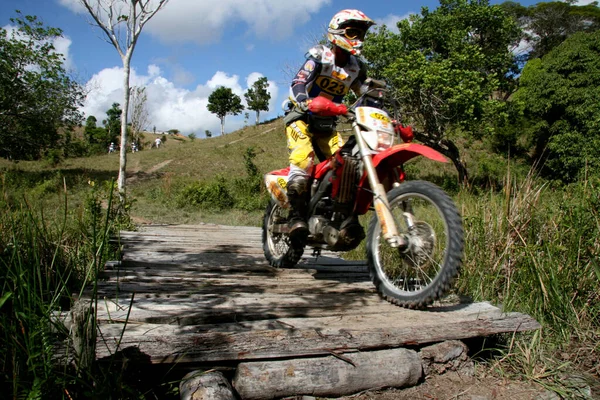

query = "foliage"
[62,131,89,158]
[0,12,83,160]
[207,86,244,136]
[174,146,267,212]
[362,0,521,182]
[0,178,125,398]
[188,132,196,141]
[244,77,271,125]
[177,176,234,210]
[501,1,600,60]
[513,30,600,182]
[104,102,122,145]
[232,146,266,211]
[458,171,599,342]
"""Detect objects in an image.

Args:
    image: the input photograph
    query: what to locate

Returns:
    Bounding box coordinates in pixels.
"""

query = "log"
[180,371,236,400]
[232,348,422,400]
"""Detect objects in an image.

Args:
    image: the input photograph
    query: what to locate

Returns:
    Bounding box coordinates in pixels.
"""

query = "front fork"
[353,121,407,249]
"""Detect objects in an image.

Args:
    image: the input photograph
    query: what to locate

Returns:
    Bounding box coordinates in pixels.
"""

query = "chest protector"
[305,45,363,103]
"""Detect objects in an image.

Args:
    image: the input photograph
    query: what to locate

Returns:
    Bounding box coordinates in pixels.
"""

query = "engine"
[307,152,365,251]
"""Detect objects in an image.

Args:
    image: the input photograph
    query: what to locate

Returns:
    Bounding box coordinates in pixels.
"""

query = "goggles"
[342,27,366,41]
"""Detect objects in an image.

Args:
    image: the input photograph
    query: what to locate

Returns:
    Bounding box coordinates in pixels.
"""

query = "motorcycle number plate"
[356,106,394,132]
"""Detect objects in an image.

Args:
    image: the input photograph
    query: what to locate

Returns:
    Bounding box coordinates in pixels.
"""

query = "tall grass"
[0,176,122,399]
[457,168,600,388]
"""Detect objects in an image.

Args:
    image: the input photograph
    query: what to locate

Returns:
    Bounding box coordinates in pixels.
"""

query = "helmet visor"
[343,27,366,41]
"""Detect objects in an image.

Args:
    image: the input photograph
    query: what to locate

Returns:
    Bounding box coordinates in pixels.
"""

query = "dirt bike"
[262,87,464,309]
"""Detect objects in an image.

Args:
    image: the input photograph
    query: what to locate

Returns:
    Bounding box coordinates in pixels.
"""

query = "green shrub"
[177,177,234,210]
[44,148,63,167]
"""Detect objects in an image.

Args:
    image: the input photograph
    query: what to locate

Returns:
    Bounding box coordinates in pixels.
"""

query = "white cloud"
[3,24,75,71]
[375,13,412,34]
[57,0,86,13]
[58,0,331,45]
[82,65,280,136]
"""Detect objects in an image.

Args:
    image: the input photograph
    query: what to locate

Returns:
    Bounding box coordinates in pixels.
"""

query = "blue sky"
[0,0,593,136]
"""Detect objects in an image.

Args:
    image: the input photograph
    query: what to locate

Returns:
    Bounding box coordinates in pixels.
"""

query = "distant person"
[131,142,139,152]
[108,142,116,153]
[154,137,162,149]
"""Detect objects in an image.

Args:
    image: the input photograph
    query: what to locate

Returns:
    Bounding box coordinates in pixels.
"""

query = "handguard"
[308,96,348,117]
[393,121,414,143]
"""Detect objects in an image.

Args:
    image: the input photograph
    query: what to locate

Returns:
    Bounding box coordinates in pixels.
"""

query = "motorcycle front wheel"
[367,181,464,309]
[262,200,305,268]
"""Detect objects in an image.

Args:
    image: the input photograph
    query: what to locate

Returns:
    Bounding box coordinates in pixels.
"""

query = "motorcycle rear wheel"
[262,200,305,268]
[367,181,464,309]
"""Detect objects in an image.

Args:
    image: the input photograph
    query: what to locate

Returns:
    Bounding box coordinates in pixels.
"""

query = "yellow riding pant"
[286,120,343,180]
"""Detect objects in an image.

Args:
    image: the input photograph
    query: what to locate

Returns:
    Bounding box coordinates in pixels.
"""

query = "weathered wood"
[85,223,541,370]
[180,371,236,400]
[419,340,473,376]
[232,348,422,400]
[95,303,540,364]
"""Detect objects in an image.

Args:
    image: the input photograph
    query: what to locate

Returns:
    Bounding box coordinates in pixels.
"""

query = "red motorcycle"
[263,88,464,309]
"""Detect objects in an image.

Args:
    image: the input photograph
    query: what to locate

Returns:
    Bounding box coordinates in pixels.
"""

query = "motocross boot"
[287,176,309,241]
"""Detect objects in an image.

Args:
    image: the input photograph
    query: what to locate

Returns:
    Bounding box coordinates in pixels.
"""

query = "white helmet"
[327,9,375,55]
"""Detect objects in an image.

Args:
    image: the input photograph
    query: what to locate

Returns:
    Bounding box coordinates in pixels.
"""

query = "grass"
[1,117,599,397]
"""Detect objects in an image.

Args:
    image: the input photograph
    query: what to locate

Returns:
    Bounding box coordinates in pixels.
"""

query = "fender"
[373,143,448,168]
[264,167,291,208]
[354,143,448,214]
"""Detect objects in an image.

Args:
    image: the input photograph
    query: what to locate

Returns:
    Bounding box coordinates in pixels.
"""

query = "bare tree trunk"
[78,0,170,203]
[117,54,132,201]
[255,110,260,125]
[220,117,225,136]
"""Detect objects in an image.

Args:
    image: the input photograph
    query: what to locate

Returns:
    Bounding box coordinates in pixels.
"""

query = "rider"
[284,9,376,240]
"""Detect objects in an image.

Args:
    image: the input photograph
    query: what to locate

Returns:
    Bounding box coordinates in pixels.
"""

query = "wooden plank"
[102,260,368,275]
[95,303,540,363]
[93,292,395,325]
[119,252,358,268]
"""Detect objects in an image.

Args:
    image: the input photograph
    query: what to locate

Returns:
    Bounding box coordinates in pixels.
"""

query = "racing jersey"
[290,45,367,105]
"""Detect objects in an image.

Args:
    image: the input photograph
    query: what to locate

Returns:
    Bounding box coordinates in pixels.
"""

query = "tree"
[84,114,107,152]
[104,102,122,144]
[0,13,83,160]
[244,77,271,125]
[129,86,148,147]
[85,116,98,141]
[77,0,169,199]
[362,0,521,182]
[501,1,600,60]
[513,30,600,182]
[207,86,244,136]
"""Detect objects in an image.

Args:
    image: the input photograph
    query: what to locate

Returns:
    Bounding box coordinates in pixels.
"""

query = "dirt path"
[127,159,173,185]
[332,371,549,400]
[218,127,277,148]
[145,159,173,174]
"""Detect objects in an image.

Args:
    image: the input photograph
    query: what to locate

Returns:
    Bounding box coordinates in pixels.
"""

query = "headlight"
[376,130,394,151]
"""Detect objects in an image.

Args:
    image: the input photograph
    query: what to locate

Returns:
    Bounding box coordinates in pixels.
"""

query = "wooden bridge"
[76,223,540,398]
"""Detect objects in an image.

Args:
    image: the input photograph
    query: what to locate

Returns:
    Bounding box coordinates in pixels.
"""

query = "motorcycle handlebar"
[307,96,348,117]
